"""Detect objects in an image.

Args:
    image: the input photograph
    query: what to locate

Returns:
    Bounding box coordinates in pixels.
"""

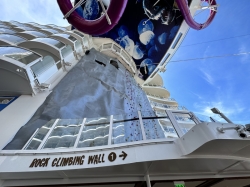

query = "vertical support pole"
[138,110,147,140]
[165,110,184,137]
[74,118,86,148]
[22,128,39,150]
[190,112,201,124]
[145,174,151,187]
[38,119,59,150]
[108,115,113,145]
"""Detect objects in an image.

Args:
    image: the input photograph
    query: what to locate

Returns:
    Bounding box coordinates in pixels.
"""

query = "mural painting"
[75,0,190,79]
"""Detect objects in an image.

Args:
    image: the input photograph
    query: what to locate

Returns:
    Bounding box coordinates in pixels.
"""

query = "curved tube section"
[176,0,217,30]
[57,0,128,35]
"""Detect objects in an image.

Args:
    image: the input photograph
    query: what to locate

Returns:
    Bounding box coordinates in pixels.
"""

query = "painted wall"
[75,0,188,79]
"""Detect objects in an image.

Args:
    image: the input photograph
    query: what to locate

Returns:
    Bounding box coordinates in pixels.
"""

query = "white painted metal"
[63,0,86,19]
[98,40,137,74]
[165,110,184,137]
[37,119,59,150]
[108,115,114,145]
[21,128,39,150]
[74,118,86,148]
[138,110,147,140]
[99,0,111,25]
[145,174,151,187]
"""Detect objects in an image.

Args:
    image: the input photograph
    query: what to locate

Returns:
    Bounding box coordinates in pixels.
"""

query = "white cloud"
[0,0,69,26]
[193,100,246,123]
[238,44,250,63]
[200,68,215,85]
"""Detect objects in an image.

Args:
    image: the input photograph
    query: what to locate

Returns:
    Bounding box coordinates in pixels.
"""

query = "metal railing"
[146,93,176,102]
[150,101,187,111]
[17,110,199,152]
[100,42,137,74]
[143,83,164,88]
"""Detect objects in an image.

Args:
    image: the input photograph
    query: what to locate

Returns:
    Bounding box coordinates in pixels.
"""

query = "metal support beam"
[196,179,224,187]
[165,110,184,137]
[134,181,155,187]
[138,110,147,140]
[145,174,151,187]
[74,118,86,148]
[108,115,113,145]
[22,128,39,150]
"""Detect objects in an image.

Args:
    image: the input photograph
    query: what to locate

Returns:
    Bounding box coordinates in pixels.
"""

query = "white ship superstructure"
[0,4,250,187]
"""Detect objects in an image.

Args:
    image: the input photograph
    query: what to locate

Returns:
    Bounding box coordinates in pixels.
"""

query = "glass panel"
[173,113,197,135]
[42,29,59,34]
[74,30,84,37]
[32,38,65,49]
[0,46,41,65]
[77,117,110,148]
[31,56,56,77]
[23,31,47,38]
[159,117,179,138]
[141,111,166,140]
[43,119,82,149]
[0,28,15,34]
[57,27,67,31]
[55,33,77,41]
[76,40,82,48]
[36,25,51,29]
[0,24,11,29]
[10,23,25,27]
[16,26,34,31]
[155,110,167,117]
[61,45,73,58]
[27,22,41,27]
[25,119,56,150]
[0,97,14,104]
[112,112,143,145]
[0,34,26,44]
[194,113,214,123]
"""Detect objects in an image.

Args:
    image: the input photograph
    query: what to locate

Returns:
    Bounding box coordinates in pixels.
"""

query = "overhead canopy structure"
[11,26,35,32]
[18,37,67,67]
[0,34,26,46]
[0,46,42,95]
[0,27,16,34]
[15,31,48,40]
[39,28,60,35]
[26,23,51,30]
[50,33,83,58]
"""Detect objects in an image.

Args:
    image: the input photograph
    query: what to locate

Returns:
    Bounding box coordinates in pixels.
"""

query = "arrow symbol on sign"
[119,151,127,160]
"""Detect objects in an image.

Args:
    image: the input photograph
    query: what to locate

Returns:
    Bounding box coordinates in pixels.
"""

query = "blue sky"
[161,0,250,124]
[0,0,69,27]
[0,0,249,124]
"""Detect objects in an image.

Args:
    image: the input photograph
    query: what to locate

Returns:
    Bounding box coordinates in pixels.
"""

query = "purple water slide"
[176,0,217,30]
[57,0,128,35]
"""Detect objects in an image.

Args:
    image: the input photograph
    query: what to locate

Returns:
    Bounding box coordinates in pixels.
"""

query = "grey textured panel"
[4,48,156,150]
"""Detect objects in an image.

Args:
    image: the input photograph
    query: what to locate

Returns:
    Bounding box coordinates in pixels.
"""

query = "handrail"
[150,101,187,111]
[176,0,217,30]
[147,93,176,102]
[144,83,165,88]
[10,110,198,152]
[100,42,137,74]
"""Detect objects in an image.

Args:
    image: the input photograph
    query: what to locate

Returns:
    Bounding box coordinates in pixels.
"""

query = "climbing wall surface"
[4,49,164,150]
[123,70,165,142]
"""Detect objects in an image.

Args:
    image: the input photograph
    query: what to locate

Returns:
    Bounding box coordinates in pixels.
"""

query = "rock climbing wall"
[4,48,164,150]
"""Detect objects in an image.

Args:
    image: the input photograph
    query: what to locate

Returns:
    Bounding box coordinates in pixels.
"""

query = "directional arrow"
[119,151,127,160]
